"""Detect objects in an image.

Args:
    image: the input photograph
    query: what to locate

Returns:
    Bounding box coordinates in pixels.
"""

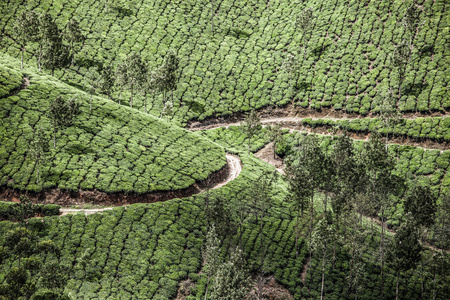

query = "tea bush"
[0,55,226,193]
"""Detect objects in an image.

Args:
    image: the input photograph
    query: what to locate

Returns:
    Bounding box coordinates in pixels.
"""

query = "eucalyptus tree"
[282,54,299,100]
[64,18,84,65]
[210,247,252,300]
[387,219,422,300]
[266,124,283,159]
[119,52,148,108]
[402,2,422,49]
[433,191,450,251]
[360,133,403,298]
[86,67,100,112]
[249,171,277,264]
[151,63,168,114]
[404,183,437,297]
[41,30,71,76]
[310,215,337,300]
[379,88,401,150]
[29,126,49,184]
[115,61,128,105]
[284,158,313,259]
[202,224,221,300]
[390,41,411,100]
[47,96,81,149]
[99,64,115,100]
[295,7,314,60]
[163,49,180,105]
[241,110,262,153]
[13,10,39,70]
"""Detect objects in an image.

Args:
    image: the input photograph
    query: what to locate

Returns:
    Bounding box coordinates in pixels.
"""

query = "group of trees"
[283,130,448,299]
[14,10,83,74]
[202,170,279,299]
[86,49,180,116]
[28,95,81,184]
[0,197,69,300]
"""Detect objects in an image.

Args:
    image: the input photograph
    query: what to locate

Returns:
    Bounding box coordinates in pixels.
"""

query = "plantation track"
[187,115,450,150]
[59,154,241,214]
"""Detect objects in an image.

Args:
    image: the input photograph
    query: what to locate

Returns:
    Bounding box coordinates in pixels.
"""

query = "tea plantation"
[0,0,448,123]
[0,55,226,193]
[1,0,449,299]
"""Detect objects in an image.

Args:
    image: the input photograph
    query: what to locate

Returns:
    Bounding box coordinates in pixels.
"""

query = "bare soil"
[186,103,450,131]
[254,142,285,174]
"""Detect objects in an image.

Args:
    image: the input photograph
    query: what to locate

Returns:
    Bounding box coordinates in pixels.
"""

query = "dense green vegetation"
[0,0,448,123]
[0,55,226,193]
[279,132,450,228]
[1,0,449,299]
[300,116,450,142]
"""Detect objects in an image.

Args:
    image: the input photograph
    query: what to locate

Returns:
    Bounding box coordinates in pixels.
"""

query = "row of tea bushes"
[0,55,226,194]
[0,0,447,123]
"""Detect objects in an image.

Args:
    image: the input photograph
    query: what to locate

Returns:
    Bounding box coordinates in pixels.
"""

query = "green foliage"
[1,0,446,119]
[0,56,226,193]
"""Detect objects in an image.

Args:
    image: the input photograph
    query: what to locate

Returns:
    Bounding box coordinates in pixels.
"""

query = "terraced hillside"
[0,0,448,123]
[0,55,226,196]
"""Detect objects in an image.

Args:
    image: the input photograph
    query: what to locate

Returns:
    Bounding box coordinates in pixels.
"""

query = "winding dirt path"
[60,154,242,215]
[189,116,449,151]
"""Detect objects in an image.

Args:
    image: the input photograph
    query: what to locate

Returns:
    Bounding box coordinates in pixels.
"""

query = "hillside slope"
[0,54,226,195]
[0,0,448,123]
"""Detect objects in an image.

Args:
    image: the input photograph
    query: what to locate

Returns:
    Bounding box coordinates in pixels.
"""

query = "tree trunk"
[21,47,24,70]
[396,271,399,300]
[90,93,92,112]
[260,210,264,263]
[37,162,40,184]
[171,89,174,106]
[295,207,300,259]
[52,68,55,76]
[211,0,214,34]
[248,136,251,153]
[105,0,108,12]
[130,84,133,108]
[380,208,385,299]
[119,88,122,105]
[321,252,326,300]
[204,276,210,300]
[273,141,276,159]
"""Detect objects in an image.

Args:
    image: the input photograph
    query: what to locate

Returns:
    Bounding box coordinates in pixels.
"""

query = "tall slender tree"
[379,88,401,150]
[99,64,115,100]
[64,18,84,65]
[28,126,49,184]
[241,110,262,153]
[202,224,221,300]
[115,61,128,105]
[360,133,403,299]
[163,49,180,106]
[310,215,337,300]
[123,52,148,108]
[86,67,100,112]
[266,124,283,159]
[47,96,81,149]
[390,41,411,100]
[249,171,276,265]
[402,2,422,49]
[387,219,422,300]
[282,54,299,101]
[13,11,39,70]
[285,160,313,259]
[295,7,314,60]
[210,247,252,300]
